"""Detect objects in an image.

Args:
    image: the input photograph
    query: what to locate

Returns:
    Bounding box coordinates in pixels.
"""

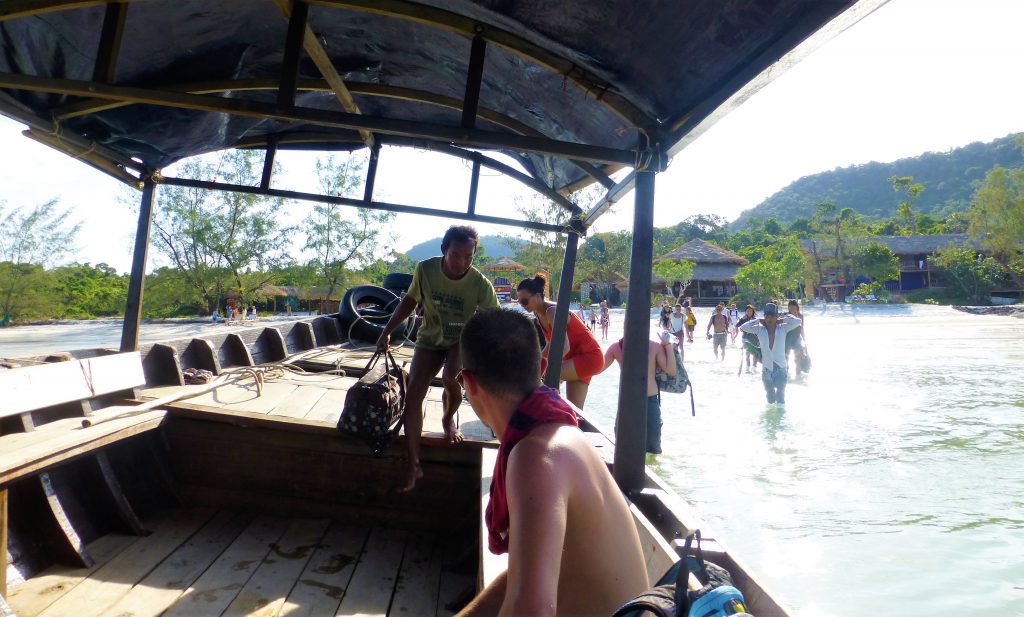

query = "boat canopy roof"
[0,0,883,203]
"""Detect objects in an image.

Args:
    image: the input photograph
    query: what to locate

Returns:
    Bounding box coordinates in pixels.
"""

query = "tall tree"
[304,153,395,300]
[890,175,924,234]
[150,151,293,314]
[504,185,602,299]
[854,242,899,283]
[0,199,80,320]
[967,165,1024,283]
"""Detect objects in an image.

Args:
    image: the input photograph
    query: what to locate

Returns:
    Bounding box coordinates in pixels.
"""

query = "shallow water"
[2,306,1022,615]
[587,304,1024,617]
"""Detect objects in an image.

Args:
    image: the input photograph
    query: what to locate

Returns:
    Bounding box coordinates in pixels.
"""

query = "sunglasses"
[456,369,470,389]
[518,296,533,307]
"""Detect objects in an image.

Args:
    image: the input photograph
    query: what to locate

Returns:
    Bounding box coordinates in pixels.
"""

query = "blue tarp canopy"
[0,0,883,195]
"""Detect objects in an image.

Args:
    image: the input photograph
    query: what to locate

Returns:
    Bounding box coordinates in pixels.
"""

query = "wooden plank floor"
[139,359,496,445]
[8,509,475,617]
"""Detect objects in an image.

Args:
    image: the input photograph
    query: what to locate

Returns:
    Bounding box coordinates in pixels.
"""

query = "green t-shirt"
[406,256,498,350]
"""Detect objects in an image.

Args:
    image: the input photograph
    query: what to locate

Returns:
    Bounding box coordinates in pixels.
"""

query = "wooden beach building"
[656,239,749,306]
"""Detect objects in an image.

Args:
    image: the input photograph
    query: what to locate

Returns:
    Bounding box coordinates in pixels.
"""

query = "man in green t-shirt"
[377,225,498,492]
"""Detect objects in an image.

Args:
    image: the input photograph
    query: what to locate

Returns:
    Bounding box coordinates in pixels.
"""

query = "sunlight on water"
[586,304,1024,617]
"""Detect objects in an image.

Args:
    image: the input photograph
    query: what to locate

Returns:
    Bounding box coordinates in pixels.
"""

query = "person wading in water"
[739,302,802,404]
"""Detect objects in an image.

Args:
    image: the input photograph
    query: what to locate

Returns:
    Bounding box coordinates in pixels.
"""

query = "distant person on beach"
[684,306,697,342]
[377,225,498,492]
[786,299,810,376]
[600,300,610,340]
[669,303,685,359]
[736,305,760,370]
[577,305,589,330]
[728,303,740,342]
[602,331,677,454]
[589,305,598,331]
[456,309,649,616]
[739,302,802,404]
[517,274,604,409]
[706,303,730,360]
[659,300,672,330]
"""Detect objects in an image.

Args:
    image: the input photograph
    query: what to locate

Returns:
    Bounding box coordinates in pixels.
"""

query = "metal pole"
[544,232,579,388]
[613,169,656,494]
[363,140,381,202]
[120,177,155,352]
[467,156,481,216]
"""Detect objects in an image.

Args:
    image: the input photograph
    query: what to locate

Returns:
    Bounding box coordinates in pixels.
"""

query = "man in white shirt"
[739,302,802,404]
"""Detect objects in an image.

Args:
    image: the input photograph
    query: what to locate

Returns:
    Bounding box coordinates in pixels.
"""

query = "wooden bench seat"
[0,407,165,486]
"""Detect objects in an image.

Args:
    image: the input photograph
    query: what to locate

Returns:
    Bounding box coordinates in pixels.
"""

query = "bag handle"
[675,529,707,611]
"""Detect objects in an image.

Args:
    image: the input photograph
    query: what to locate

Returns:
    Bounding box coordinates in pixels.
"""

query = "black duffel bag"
[337,350,408,456]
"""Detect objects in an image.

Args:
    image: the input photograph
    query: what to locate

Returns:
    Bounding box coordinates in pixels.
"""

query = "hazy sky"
[1,0,1022,273]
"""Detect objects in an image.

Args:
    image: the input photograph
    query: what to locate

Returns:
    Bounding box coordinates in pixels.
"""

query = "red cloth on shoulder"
[485,385,579,555]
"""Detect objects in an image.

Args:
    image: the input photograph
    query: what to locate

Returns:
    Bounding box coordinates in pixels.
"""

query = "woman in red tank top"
[517,275,605,409]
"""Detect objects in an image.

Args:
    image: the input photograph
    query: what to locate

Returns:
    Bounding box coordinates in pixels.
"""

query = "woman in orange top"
[517,274,605,408]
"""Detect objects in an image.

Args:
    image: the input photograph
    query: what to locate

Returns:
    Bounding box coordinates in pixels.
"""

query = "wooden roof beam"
[275,0,374,147]
[0,90,146,173]
[51,79,615,189]
[22,129,141,186]
[0,71,638,166]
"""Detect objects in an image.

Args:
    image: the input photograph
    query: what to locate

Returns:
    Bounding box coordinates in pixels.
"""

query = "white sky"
[1,0,1022,274]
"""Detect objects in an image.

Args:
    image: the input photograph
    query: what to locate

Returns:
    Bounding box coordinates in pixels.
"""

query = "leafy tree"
[654,213,728,256]
[142,267,203,318]
[890,176,924,234]
[932,245,1004,304]
[854,242,899,282]
[0,199,80,321]
[807,202,864,286]
[652,259,694,297]
[150,151,293,314]
[734,240,805,304]
[52,262,128,318]
[967,165,1024,284]
[578,231,631,282]
[304,153,394,300]
[361,251,417,286]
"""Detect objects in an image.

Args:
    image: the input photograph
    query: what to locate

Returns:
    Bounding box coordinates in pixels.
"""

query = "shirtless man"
[456,309,649,616]
[603,330,676,454]
[377,226,498,492]
[706,303,730,361]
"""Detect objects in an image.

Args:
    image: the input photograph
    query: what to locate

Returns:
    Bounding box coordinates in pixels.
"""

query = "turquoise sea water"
[587,304,1024,617]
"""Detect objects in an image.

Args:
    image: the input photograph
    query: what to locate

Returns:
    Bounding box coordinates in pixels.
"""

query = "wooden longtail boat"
[0,1,887,614]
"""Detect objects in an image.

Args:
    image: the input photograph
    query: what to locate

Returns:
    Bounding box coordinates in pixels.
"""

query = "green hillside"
[735,133,1024,225]
[403,234,521,261]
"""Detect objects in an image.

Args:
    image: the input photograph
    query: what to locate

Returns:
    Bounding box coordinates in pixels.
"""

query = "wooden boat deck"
[138,345,497,447]
[7,507,473,617]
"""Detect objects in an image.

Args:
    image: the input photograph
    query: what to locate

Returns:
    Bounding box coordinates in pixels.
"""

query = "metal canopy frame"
[0,0,887,497]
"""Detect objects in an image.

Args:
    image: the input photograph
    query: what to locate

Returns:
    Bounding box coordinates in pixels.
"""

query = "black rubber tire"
[382,272,413,293]
[339,285,411,343]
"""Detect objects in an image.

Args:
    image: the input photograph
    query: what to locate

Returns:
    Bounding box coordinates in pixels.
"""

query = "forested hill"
[403,234,519,261]
[734,133,1024,226]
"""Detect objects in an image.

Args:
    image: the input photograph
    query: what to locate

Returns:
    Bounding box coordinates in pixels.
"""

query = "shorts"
[567,347,604,385]
[713,332,727,351]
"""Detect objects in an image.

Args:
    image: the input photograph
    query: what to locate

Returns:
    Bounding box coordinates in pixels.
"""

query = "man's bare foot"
[442,416,465,444]
[397,463,423,493]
